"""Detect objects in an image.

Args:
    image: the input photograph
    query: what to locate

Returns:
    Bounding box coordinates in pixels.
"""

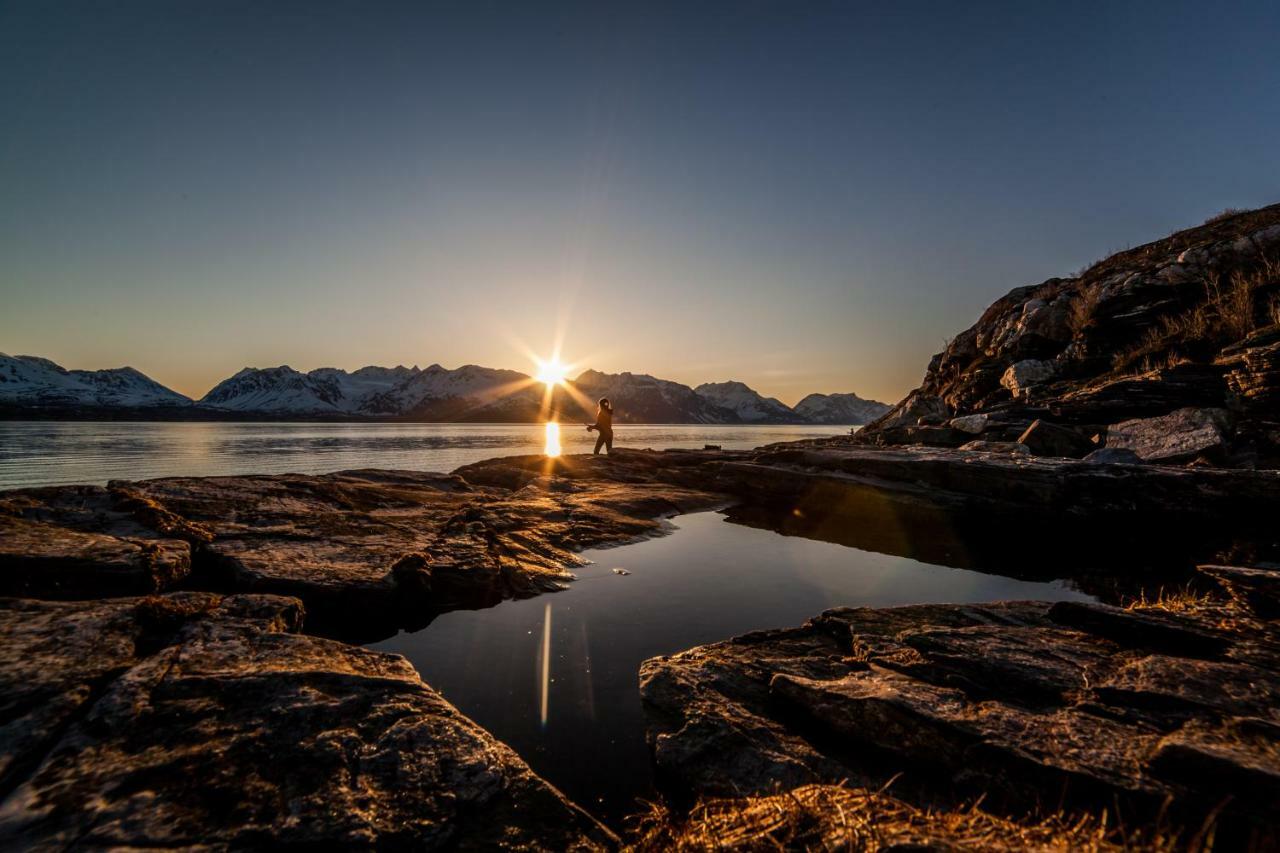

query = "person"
[585,397,614,455]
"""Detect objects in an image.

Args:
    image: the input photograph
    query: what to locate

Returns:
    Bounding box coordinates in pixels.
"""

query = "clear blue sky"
[2,1,1277,403]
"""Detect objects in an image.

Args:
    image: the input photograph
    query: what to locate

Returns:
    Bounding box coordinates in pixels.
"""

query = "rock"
[1015,419,1095,458]
[1082,447,1144,464]
[1197,563,1280,619]
[959,440,1030,455]
[857,203,1280,465]
[949,413,990,434]
[1106,407,1230,463]
[611,567,631,576]
[1047,601,1231,658]
[0,515,191,598]
[640,599,1280,838]
[0,593,615,849]
[863,391,950,431]
[999,359,1055,399]
[6,463,726,638]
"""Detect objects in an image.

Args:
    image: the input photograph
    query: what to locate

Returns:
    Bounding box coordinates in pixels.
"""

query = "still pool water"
[372,510,1094,824]
[0,421,847,489]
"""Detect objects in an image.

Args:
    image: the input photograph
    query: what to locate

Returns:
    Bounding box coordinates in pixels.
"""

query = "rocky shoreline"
[4,203,1280,847]
[0,443,1276,848]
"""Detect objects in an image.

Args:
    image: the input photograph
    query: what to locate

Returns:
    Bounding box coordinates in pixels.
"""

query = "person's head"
[598,397,612,413]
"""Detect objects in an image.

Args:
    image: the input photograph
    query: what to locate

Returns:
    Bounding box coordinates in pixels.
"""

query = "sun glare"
[535,357,568,387]
[543,421,562,457]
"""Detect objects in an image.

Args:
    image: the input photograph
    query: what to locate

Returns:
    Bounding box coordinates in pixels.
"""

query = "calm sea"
[0,421,848,489]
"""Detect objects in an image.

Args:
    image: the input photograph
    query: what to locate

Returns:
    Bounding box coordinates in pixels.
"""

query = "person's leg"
[604,430,613,454]
[594,432,605,454]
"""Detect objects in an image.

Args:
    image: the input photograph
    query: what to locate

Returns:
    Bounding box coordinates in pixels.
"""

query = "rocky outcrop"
[0,461,726,639]
[862,204,1280,468]
[0,592,614,848]
[640,596,1280,845]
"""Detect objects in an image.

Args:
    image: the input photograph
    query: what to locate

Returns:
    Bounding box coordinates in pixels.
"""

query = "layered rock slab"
[0,593,614,849]
[640,600,1280,841]
[3,463,726,638]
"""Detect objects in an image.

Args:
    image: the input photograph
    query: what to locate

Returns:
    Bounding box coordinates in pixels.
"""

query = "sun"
[535,357,568,387]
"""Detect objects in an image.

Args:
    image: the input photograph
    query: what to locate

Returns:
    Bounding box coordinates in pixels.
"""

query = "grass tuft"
[627,784,1187,852]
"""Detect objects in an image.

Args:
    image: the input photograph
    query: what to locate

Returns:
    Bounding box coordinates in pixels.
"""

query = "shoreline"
[0,445,1277,846]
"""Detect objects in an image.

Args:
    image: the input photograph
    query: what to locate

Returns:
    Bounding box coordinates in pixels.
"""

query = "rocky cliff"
[861,204,1280,467]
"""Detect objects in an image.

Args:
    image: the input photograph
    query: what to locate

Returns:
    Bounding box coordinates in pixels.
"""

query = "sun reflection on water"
[543,421,561,457]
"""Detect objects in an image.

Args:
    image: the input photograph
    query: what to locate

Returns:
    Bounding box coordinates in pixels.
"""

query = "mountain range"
[0,353,890,425]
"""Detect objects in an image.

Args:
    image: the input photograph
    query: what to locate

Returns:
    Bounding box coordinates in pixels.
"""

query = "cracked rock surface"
[0,592,614,849]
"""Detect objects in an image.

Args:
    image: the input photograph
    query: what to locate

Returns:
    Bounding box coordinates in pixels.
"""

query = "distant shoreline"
[0,407,853,426]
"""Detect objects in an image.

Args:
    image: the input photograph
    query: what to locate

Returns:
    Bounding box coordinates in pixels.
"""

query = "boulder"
[1015,419,1095,458]
[949,413,991,434]
[0,593,615,849]
[1105,407,1230,463]
[999,359,1055,399]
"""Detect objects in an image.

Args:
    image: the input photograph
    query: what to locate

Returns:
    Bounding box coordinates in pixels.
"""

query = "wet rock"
[0,515,190,598]
[0,593,614,849]
[1016,419,1095,458]
[1197,563,1280,619]
[1105,407,1230,463]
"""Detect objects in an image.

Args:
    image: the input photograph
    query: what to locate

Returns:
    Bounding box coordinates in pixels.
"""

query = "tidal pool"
[372,510,1094,823]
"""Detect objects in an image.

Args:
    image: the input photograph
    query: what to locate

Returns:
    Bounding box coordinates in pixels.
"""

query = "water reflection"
[543,422,561,458]
[373,510,1093,823]
[0,421,847,489]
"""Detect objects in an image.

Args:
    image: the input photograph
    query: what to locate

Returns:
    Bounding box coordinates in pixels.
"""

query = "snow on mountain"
[367,364,540,419]
[199,365,421,414]
[0,353,191,408]
[570,370,738,423]
[693,381,798,424]
[793,392,891,425]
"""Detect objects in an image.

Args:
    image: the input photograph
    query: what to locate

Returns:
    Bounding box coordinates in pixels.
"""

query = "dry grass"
[1111,255,1280,373]
[1069,281,1104,334]
[1123,584,1218,615]
[1203,208,1247,225]
[627,784,1187,852]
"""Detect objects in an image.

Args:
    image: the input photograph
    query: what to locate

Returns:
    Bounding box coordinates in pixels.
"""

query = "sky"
[2,2,1278,405]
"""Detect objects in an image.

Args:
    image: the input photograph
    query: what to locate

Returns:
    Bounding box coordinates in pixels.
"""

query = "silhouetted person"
[585,397,614,455]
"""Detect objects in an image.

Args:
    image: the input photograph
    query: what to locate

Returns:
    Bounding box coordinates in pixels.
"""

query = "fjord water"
[0,421,846,489]
[373,510,1094,823]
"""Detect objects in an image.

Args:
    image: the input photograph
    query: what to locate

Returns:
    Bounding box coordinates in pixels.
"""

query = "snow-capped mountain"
[693,381,798,424]
[199,365,421,414]
[362,364,539,419]
[0,354,191,408]
[793,392,891,425]
[2,351,889,425]
[568,370,738,424]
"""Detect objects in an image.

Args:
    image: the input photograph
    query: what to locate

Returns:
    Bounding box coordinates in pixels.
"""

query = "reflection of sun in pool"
[535,358,568,387]
[544,421,562,457]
